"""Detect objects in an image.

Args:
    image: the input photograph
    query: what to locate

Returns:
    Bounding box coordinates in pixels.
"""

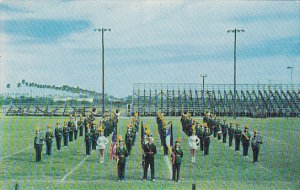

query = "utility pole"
[287,66,293,85]
[94,28,111,117]
[227,28,245,119]
[200,74,207,116]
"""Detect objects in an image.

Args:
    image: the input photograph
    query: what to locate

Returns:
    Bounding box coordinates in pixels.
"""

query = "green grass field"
[0,115,299,189]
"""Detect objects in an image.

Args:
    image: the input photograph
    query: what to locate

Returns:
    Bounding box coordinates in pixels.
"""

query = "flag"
[141,121,144,145]
[141,121,145,169]
[109,127,117,160]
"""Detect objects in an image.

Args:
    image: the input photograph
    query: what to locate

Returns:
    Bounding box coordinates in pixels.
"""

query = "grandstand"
[131,83,299,117]
[3,83,299,118]
[3,97,123,117]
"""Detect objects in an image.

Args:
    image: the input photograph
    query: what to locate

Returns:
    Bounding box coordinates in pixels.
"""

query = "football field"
[0,115,299,189]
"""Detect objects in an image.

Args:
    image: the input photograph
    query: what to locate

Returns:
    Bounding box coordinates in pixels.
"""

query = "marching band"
[33,108,263,182]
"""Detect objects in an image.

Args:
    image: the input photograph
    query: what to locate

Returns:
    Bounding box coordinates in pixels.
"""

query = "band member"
[221,119,228,143]
[134,112,139,133]
[62,121,69,147]
[96,126,108,163]
[34,129,43,163]
[85,124,92,156]
[228,122,234,147]
[117,136,128,181]
[68,115,74,142]
[172,137,183,182]
[242,125,251,156]
[234,123,242,151]
[54,120,62,151]
[91,121,98,151]
[130,122,137,144]
[83,113,90,135]
[203,123,211,156]
[217,121,222,141]
[188,126,200,162]
[143,135,157,182]
[196,123,204,151]
[45,124,53,156]
[74,115,79,140]
[212,116,217,138]
[251,129,263,163]
[162,122,169,156]
[125,125,134,155]
[78,114,84,137]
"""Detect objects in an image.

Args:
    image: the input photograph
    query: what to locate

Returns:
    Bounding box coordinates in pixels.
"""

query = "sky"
[0,0,299,97]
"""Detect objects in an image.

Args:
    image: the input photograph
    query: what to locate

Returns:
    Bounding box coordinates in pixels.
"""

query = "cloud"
[2,19,91,43]
[1,1,299,97]
[0,3,27,13]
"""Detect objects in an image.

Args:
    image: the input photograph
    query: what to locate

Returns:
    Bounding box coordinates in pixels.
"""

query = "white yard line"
[0,146,33,161]
[60,156,89,183]
[163,155,173,180]
[211,138,272,174]
[249,132,295,149]
[235,148,272,174]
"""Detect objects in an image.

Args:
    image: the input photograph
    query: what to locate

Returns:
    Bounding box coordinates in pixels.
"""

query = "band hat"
[118,135,123,142]
[145,129,151,135]
[191,125,196,131]
[98,125,104,132]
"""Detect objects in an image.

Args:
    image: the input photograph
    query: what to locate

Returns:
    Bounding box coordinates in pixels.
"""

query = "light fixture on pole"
[200,74,207,116]
[94,28,111,117]
[287,66,293,85]
[227,28,245,119]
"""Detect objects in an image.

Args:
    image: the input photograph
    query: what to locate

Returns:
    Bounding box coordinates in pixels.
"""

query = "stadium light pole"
[200,74,207,116]
[94,28,111,117]
[227,28,245,119]
[287,66,293,85]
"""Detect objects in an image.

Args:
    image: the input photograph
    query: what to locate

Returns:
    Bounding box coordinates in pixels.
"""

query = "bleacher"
[131,83,300,117]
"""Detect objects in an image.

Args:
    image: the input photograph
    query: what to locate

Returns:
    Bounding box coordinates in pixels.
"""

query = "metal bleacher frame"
[131,83,300,118]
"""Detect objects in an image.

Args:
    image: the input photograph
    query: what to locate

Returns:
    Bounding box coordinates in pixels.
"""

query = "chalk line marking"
[0,146,33,161]
[60,156,89,183]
